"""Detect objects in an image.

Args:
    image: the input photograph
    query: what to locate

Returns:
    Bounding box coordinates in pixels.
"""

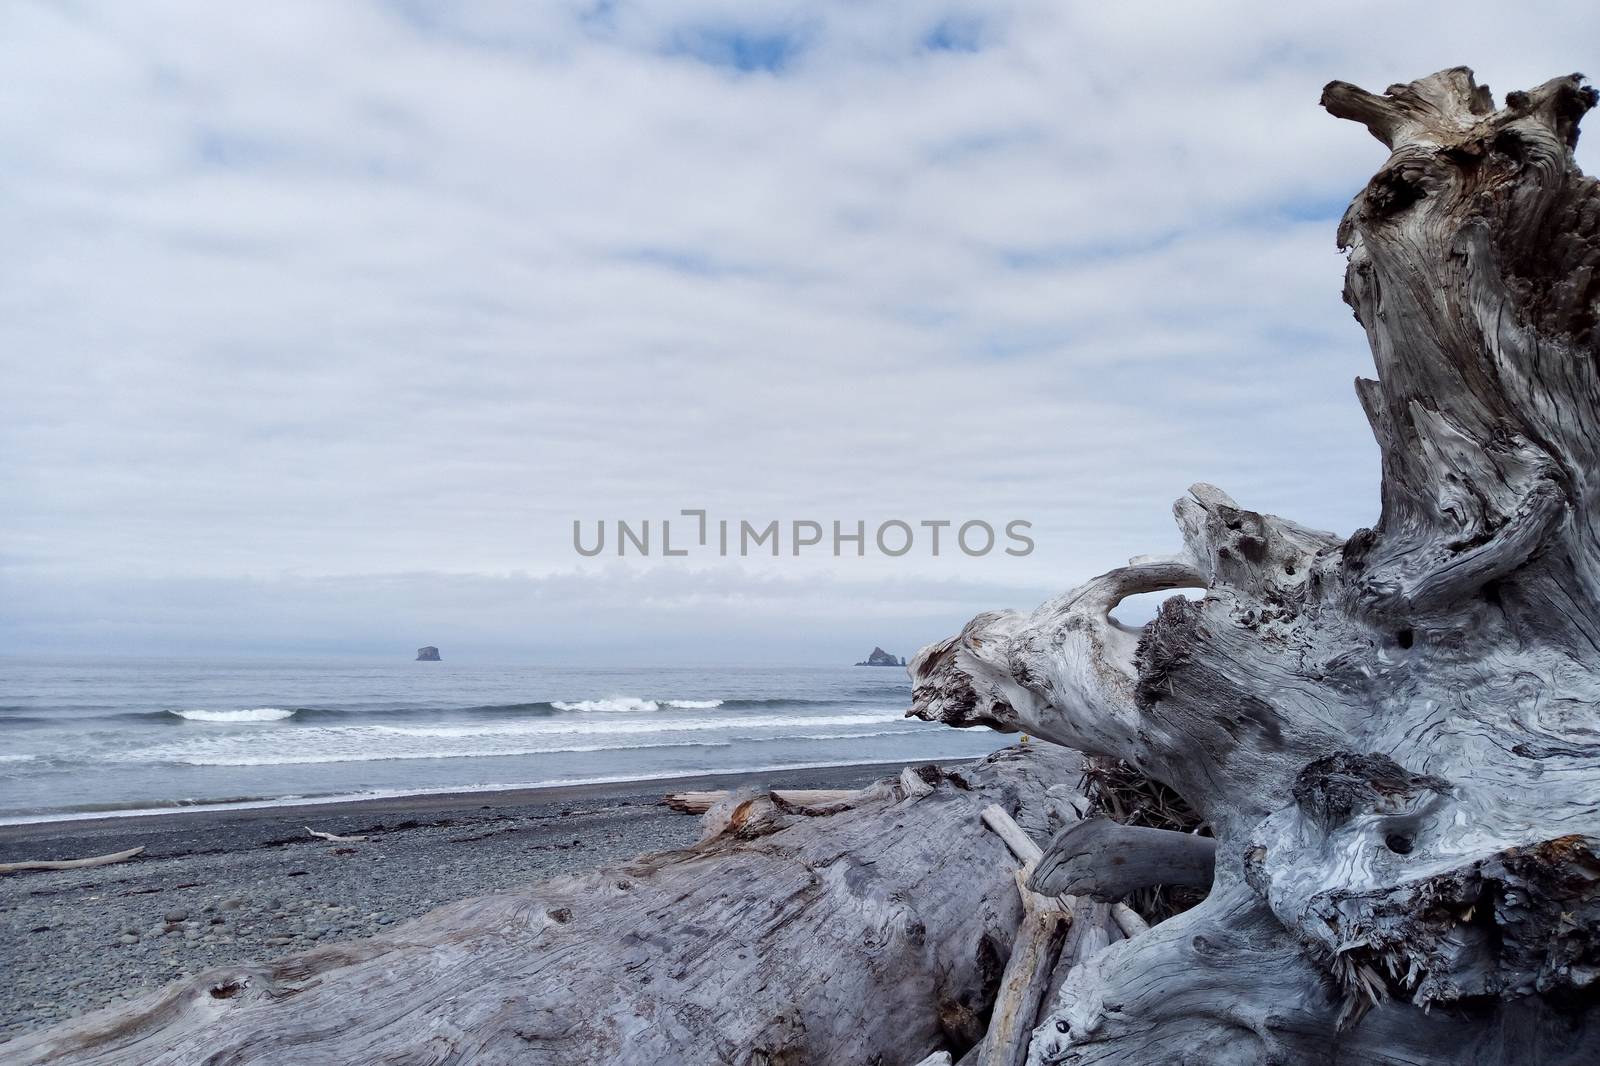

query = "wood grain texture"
[4,746,1084,1066]
[913,67,1600,1065]
[1029,819,1215,902]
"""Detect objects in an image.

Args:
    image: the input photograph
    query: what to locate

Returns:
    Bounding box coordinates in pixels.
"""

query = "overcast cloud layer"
[3,2,1598,661]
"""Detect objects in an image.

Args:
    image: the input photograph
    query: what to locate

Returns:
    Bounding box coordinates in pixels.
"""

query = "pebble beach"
[0,761,904,1041]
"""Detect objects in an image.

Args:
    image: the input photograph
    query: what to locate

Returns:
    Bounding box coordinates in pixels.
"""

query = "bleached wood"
[982,804,1045,866]
[662,790,725,813]
[980,908,1069,1066]
[901,765,937,799]
[664,787,863,816]
[768,787,864,811]
[0,846,145,874]
[913,67,1600,1064]
[1106,904,1147,939]
[5,746,1082,1065]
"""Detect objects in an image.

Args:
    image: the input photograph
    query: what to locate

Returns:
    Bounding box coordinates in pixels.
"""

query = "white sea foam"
[775,729,922,741]
[0,753,997,827]
[104,711,915,768]
[367,711,900,740]
[166,708,297,723]
[550,697,659,713]
[164,738,730,767]
[0,754,37,763]
[548,697,723,712]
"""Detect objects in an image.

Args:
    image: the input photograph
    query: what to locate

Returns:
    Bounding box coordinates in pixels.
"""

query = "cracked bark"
[912,67,1600,1064]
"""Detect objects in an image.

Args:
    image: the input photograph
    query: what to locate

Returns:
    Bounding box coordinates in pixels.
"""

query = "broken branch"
[0,846,146,875]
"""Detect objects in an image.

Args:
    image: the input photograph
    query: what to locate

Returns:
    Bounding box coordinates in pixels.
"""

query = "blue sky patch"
[922,16,984,53]
[665,24,805,74]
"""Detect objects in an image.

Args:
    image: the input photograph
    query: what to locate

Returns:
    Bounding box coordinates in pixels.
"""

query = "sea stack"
[854,647,904,667]
[415,646,441,662]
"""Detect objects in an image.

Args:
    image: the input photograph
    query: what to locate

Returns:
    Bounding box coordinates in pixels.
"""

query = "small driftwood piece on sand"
[304,826,367,843]
[0,846,146,875]
[9,746,1081,1065]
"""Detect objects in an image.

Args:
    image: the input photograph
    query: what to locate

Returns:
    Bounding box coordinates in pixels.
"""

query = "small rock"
[220,898,244,911]
[118,934,139,946]
[164,909,188,923]
[266,898,284,910]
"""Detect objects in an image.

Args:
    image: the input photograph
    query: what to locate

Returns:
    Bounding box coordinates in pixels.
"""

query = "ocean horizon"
[0,656,1010,824]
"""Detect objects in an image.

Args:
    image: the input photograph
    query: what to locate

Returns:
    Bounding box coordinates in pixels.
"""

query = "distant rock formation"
[416,646,441,662]
[854,647,906,667]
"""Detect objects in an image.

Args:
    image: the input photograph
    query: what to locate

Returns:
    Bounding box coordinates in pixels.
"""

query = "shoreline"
[1,757,964,1039]
[0,756,942,837]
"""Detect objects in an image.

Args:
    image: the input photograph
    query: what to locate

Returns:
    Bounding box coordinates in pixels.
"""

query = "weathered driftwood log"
[0,846,145,875]
[1029,818,1215,902]
[662,790,725,813]
[915,67,1600,1064]
[6,746,1083,1065]
[663,788,866,815]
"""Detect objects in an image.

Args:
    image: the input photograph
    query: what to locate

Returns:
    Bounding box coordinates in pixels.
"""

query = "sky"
[2,1,1597,663]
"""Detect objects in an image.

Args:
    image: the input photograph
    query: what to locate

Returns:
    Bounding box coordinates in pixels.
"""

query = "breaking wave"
[166,708,298,723]
[161,738,732,767]
[550,697,726,712]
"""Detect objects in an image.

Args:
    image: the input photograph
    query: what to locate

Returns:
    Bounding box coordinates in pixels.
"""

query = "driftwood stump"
[911,67,1600,1064]
[3,747,1082,1065]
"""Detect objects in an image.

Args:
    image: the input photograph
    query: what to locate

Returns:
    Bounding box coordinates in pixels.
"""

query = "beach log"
[662,791,726,813]
[663,788,867,815]
[911,67,1600,1063]
[766,787,867,813]
[5,745,1084,1066]
[0,846,145,875]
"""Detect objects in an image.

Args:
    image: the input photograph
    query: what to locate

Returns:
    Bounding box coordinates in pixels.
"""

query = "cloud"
[2,0,1596,654]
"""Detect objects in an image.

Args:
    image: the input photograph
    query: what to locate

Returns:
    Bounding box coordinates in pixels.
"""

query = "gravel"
[0,762,902,1041]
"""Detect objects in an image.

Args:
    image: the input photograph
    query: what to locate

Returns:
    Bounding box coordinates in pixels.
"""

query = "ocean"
[0,657,1010,824]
